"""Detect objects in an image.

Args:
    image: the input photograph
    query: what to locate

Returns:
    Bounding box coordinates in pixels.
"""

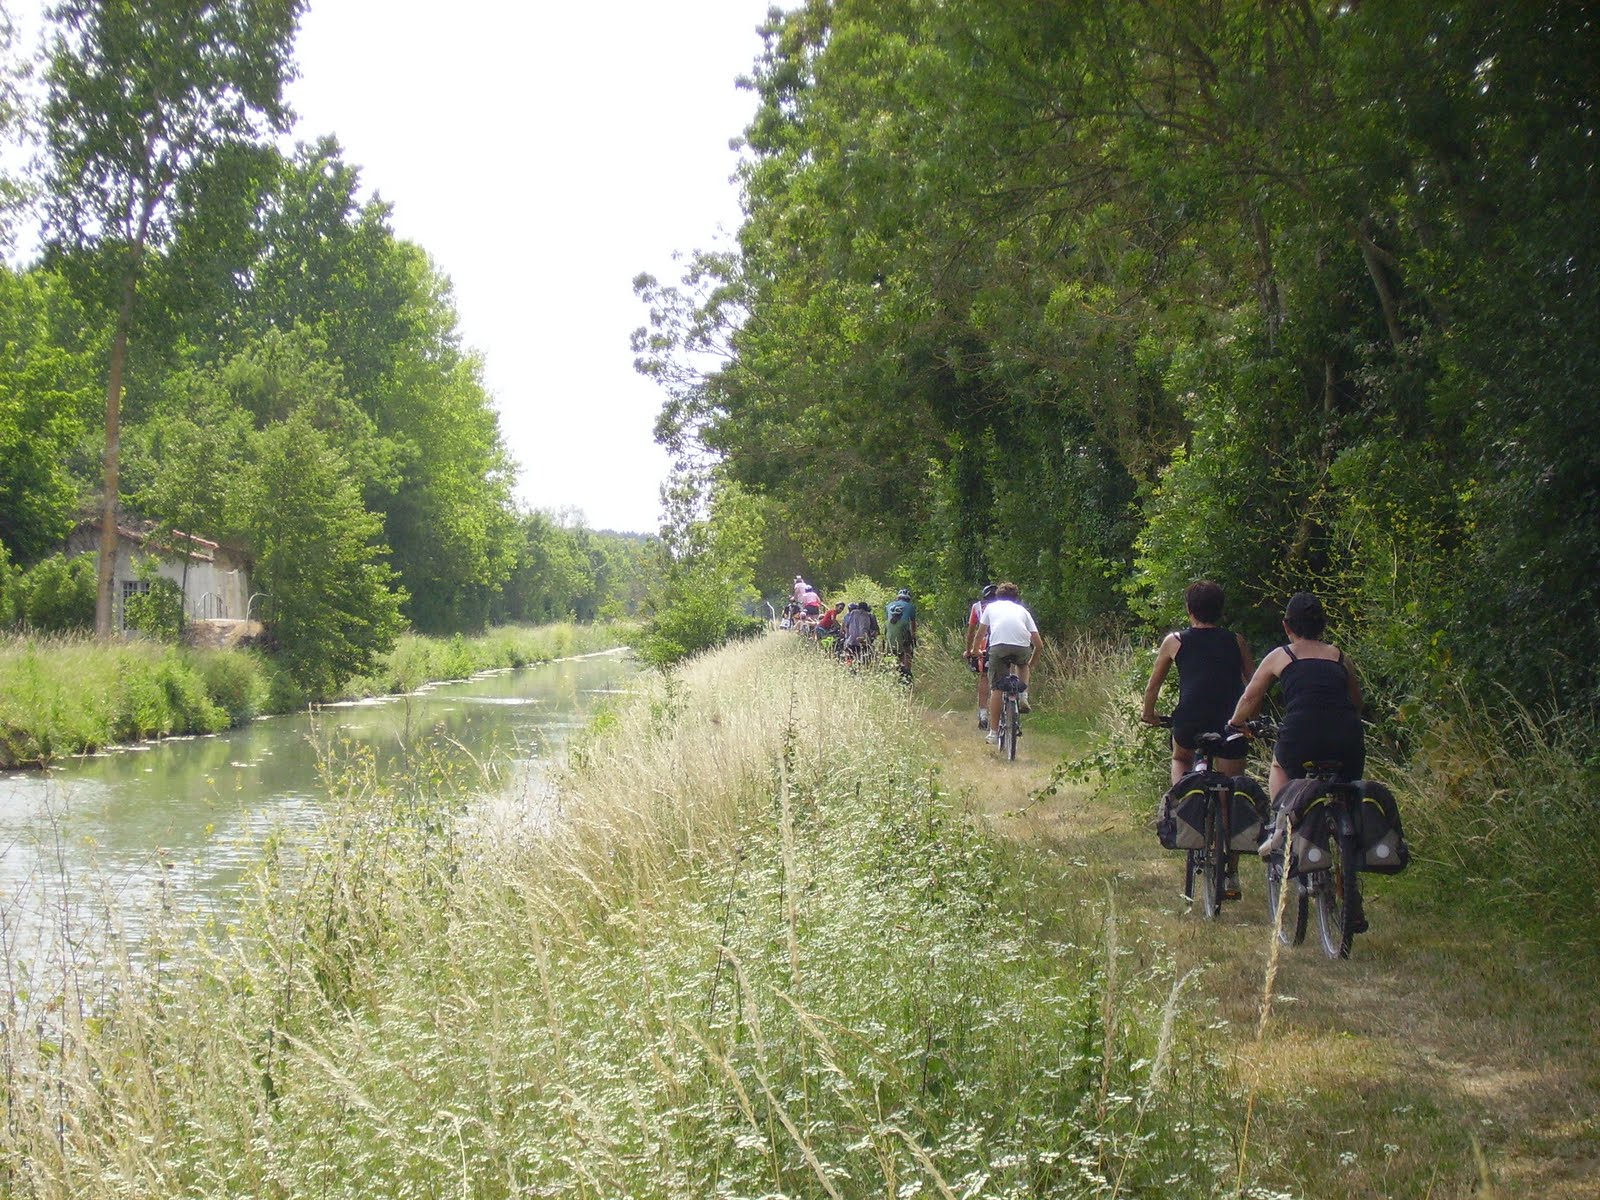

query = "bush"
[16,553,96,633]
[124,576,185,642]
[193,648,271,725]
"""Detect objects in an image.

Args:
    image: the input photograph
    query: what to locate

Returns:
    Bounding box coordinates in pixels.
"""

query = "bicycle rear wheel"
[1264,851,1306,945]
[1313,835,1359,959]
[1200,802,1225,917]
[1004,698,1019,760]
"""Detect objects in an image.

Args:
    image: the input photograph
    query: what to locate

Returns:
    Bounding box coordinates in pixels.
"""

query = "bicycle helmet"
[980,583,997,600]
[896,587,912,600]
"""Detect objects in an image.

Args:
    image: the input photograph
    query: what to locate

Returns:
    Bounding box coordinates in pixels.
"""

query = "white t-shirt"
[979,598,1037,648]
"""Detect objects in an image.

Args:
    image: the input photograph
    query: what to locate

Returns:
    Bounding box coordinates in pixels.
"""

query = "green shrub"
[189,649,268,725]
[16,553,96,633]
[124,575,185,642]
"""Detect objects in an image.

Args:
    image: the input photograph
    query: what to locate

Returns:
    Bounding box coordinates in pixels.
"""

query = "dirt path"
[921,700,1600,1199]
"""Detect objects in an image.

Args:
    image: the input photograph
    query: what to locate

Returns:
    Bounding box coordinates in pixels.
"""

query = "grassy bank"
[0,621,631,768]
[2,634,1250,1198]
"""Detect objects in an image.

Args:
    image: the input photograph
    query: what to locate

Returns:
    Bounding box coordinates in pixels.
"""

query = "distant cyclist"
[979,582,1043,742]
[966,583,998,729]
[840,600,878,661]
[884,588,918,682]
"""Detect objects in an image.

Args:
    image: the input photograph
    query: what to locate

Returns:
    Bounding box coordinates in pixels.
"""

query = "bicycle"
[993,665,1024,760]
[1258,750,1378,960]
[1156,717,1269,918]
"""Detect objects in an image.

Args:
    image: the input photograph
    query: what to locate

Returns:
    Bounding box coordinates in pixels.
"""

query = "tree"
[0,266,98,563]
[639,471,766,668]
[41,0,304,635]
[232,410,403,697]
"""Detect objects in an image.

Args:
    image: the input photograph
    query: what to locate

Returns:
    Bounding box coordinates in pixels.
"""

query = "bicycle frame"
[994,666,1023,760]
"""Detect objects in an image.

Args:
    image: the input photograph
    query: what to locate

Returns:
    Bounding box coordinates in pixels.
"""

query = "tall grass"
[0,633,241,765]
[1377,689,1600,953]
[338,621,631,697]
[0,634,1242,1197]
[0,622,633,767]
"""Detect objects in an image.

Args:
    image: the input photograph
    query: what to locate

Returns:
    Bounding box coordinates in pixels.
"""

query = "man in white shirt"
[978,581,1044,741]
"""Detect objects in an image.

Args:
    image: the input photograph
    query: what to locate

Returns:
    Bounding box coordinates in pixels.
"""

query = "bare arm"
[1345,655,1363,711]
[1229,648,1285,727]
[1140,634,1179,724]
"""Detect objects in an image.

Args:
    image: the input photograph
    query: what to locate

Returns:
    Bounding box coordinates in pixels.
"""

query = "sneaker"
[1224,875,1241,900]
[1017,690,1031,714]
[977,709,989,731]
[1257,827,1286,859]
[985,732,1000,745]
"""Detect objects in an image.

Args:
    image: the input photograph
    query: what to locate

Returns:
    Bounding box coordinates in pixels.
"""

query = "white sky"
[290,0,766,534]
[13,0,770,535]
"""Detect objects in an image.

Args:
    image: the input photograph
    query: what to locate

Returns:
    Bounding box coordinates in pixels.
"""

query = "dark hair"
[1184,580,1225,624]
[1284,591,1327,639]
[996,581,1020,600]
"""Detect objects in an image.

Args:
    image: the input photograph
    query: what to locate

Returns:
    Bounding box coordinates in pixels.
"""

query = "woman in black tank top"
[1141,581,1255,785]
[1227,592,1365,805]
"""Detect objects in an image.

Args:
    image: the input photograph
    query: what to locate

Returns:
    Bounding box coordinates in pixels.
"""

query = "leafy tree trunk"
[93,269,139,635]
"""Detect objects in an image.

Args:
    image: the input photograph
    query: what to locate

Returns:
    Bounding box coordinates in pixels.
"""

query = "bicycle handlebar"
[1150,714,1272,738]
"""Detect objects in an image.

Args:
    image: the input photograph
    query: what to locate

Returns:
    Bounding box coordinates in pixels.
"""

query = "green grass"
[1,634,1248,1198]
[0,621,635,767]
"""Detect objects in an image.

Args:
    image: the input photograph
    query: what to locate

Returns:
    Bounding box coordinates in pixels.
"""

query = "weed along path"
[918,696,1600,1199]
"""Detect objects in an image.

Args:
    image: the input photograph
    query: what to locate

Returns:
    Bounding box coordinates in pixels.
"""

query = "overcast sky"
[14,0,772,534]
[289,1,772,533]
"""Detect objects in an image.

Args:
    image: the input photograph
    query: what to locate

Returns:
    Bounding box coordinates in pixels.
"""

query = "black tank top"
[1280,645,1357,720]
[1175,627,1243,717]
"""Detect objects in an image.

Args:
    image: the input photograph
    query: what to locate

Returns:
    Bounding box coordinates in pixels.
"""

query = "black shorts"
[1170,706,1233,753]
[1274,719,1365,781]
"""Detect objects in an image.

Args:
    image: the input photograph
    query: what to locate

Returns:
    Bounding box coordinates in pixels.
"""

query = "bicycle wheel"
[1312,835,1357,959]
[1183,849,1197,901]
[1200,800,1225,918]
[1004,698,1019,760]
[1264,851,1306,945]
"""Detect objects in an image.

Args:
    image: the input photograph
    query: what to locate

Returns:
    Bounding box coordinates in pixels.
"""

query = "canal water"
[0,649,635,963]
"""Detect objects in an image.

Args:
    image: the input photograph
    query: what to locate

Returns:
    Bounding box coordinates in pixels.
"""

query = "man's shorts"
[986,642,1032,686]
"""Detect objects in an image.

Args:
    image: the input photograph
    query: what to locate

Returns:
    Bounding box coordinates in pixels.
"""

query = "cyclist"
[799,583,822,619]
[1140,580,1255,785]
[1227,591,1365,852]
[966,583,998,730]
[840,600,878,662]
[884,588,918,681]
[980,582,1043,743]
[815,600,845,645]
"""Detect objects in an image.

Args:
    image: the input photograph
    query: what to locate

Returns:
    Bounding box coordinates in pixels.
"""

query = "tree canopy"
[637,0,1600,716]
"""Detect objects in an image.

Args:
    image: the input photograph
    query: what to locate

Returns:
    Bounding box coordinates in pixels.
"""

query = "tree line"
[0,1,657,696]
[635,0,1599,727]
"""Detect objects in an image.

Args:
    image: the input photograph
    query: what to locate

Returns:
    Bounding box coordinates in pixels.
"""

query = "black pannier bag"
[1277,777,1338,877]
[1356,779,1411,873]
[1158,772,1211,850]
[1228,775,1270,851]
